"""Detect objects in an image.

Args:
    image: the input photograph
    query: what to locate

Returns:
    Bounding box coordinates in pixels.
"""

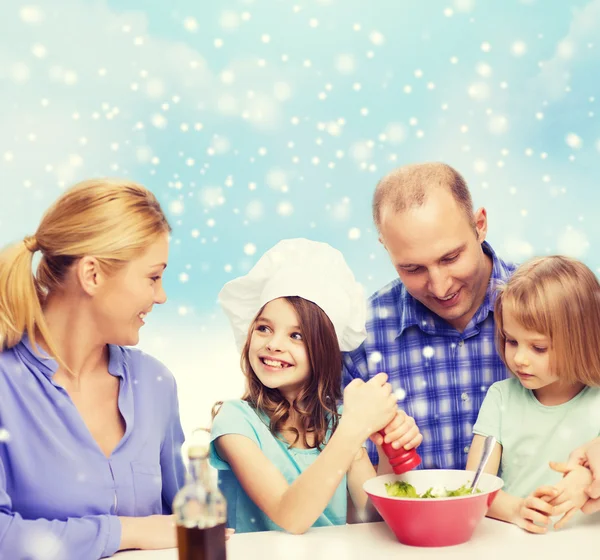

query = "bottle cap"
[187,427,211,459]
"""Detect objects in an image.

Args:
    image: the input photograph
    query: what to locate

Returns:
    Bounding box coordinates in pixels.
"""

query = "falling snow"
[0,1,598,440]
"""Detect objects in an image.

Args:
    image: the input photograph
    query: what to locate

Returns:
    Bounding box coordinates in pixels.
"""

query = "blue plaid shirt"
[343,242,515,470]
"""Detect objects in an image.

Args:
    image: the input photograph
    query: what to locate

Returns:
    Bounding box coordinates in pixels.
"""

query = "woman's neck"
[40,293,109,382]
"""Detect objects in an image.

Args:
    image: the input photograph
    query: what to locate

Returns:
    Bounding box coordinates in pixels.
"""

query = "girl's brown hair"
[0,178,171,362]
[239,296,343,449]
[495,255,600,386]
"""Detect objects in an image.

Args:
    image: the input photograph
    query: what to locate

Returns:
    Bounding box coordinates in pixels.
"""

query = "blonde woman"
[466,256,600,533]
[0,180,184,559]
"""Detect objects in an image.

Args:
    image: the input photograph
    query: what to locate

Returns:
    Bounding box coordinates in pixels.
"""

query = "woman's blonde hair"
[0,178,171,361]
[495,255,600,386]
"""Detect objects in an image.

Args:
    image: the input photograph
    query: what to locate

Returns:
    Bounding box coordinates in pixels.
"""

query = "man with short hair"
[344,162,515,470]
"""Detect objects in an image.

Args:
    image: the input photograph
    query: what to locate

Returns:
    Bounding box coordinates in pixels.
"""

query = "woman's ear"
[75,256,104,296]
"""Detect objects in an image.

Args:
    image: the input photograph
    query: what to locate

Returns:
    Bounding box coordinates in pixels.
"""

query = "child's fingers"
[523,521,548,535]
[391,425,420,449]
[369,432,384,446]
[549,461,571,475]
[525,496,554,517]
[553,507,578,530]
[552,499,574,516]
[532,485,559,502]
[548,492,569,508]
[404,433,424,450]
[521,510,549,534]
[524,506,551,526]
[381,412,404,435]
[370,372,389,386]
[382,413,409,444]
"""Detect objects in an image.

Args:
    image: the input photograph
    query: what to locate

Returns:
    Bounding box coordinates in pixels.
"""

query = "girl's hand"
[371,410,422,451]
[513,486,572,534]
[548,462,593,528]
[558,438,600,514]
[342,372,398,439]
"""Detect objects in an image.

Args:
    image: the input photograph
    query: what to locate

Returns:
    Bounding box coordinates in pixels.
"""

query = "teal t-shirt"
[473,378,600,498]
[209,400,348,533]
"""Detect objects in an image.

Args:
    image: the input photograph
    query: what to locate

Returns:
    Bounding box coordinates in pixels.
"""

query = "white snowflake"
[220,11,241,30]
[273,82,292,101]
[335,54,356,74]
[467,82,491,100]
[557,40,575,59]
[489,115,509,134]
[394,388,407,401]
[557,228,589,258]
[277,201,294,216]
[369,31,385,45]
[368,351,383,365]
[243,243,257,256]
[348,228,361,240]
[169,201,184,215]
[20,6,44,24]
[511,40,527,56]
[565,133,583,149]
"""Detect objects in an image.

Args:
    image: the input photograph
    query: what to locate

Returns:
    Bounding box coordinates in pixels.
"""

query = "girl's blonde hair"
[0,178,171,362]
[495,255,600,386]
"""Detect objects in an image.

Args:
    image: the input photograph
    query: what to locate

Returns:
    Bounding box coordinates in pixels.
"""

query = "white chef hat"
[218,238,367,353]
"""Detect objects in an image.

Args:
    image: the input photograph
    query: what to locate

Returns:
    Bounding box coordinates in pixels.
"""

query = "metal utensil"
[470,435,497,494]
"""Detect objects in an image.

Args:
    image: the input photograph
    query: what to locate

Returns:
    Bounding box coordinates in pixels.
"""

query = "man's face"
[379,188,491,331]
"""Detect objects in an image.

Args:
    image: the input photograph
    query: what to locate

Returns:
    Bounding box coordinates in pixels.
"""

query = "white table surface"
[114,514,600,560]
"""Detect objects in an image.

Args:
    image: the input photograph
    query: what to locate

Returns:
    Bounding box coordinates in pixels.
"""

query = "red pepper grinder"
[379,429,421,474]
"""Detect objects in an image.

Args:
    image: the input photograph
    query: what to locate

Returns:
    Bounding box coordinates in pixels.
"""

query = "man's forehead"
[392,241,465,266]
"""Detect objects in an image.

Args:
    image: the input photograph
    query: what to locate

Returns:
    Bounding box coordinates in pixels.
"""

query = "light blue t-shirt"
[209,400,347,533]
[473,378,600,498]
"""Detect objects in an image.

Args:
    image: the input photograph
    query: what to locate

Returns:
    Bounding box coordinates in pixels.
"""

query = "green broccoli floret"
[445,483,479,497]
[419,487,436,498]
[384,481,419,498]
[384,481,482,498]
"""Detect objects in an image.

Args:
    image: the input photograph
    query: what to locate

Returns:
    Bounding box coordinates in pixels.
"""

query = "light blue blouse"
[0,335,186,559]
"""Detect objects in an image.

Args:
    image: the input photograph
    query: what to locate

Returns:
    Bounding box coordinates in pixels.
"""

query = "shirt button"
[461,392,469,402]
[458,340,465,347]
[464,446,470,454]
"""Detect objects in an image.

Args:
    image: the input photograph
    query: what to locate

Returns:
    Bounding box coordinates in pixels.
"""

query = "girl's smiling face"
[248,298,311,401]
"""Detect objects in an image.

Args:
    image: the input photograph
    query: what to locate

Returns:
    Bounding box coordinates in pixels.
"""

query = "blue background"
[1,0,599,427]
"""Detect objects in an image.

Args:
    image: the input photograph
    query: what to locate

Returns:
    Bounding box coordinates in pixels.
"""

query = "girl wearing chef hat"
[210,238,422,534]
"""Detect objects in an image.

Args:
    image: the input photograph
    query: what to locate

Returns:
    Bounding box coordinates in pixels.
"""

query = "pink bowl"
[363,470,503,547]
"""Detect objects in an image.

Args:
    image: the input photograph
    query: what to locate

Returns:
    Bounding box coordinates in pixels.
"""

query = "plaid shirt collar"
[396,241,510,338]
